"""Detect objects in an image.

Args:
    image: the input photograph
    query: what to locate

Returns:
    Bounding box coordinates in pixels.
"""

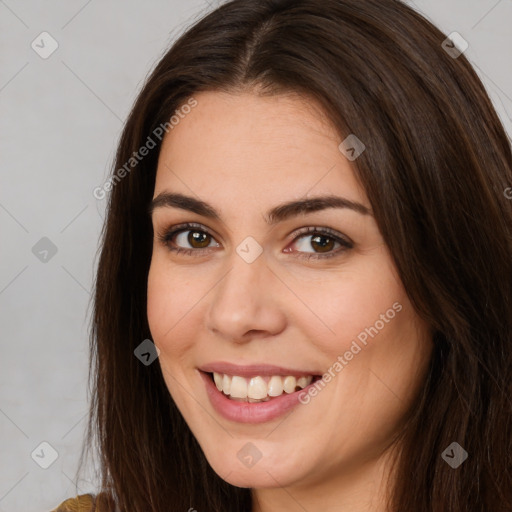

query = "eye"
[286,227,353,260]
[156,223,353,260]
[156,222,220,256]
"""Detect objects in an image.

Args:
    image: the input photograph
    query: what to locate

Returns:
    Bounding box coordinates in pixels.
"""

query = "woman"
[52,0,512,510]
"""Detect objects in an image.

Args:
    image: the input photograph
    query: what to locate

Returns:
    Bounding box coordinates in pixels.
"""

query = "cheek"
[146,256,196,341]
[146,261,170,341]
[147,256,212,377]
[301,251,405,353]
[147,260,192,403]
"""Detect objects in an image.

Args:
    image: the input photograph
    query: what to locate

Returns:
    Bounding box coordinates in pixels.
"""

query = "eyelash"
[156,222,353,260]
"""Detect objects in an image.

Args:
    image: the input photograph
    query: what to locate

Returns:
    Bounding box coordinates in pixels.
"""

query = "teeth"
[211,372,313,401]
[268,375,284,397]
[248,376,268,399]
[283,376,297,394]
[222,374,231,395]
[213,372,223,391]
[230,376,247,398]
[297,376,310,389]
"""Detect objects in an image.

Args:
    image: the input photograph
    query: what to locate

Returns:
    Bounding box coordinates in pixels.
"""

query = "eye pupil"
[311,234,334,253]
[189,231,210,248]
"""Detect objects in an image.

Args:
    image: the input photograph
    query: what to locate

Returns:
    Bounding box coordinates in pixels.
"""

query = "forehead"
[154,90,368,211]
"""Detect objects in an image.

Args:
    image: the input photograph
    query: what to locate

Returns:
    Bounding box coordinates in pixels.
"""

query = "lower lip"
[200,371,315,424]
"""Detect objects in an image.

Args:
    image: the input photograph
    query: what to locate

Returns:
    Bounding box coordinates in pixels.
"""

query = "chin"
[208,457,298,489]
[198,437,310,489]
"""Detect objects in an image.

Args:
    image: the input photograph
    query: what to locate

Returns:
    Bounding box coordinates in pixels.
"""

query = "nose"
[205,250,287,344]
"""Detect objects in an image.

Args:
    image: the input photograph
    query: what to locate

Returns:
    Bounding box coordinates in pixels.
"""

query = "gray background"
[0,0,510,510]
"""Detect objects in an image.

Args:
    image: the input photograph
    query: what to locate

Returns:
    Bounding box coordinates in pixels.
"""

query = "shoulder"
[50,493,98,512]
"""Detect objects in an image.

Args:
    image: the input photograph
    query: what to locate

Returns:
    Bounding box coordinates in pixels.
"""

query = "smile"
[212,372,314,402]
[198,363,322,423]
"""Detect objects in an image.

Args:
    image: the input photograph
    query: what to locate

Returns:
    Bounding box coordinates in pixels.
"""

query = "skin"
[147,90,433,511]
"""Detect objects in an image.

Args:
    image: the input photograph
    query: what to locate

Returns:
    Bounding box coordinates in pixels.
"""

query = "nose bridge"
[215,248,268,315]
[217,232,269,300]
[205,247,285,341]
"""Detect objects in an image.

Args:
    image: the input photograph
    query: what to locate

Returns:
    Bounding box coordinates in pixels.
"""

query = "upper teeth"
[212,372,313,401]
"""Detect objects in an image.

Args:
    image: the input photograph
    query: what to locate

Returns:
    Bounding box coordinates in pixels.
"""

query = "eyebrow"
[148,192,372,224]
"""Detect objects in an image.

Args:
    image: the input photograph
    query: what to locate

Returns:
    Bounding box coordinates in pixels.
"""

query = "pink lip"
[198,361,320,378]
[199,369,319,424]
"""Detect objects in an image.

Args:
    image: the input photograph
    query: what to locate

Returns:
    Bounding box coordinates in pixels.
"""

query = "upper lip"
[198,361,321,378]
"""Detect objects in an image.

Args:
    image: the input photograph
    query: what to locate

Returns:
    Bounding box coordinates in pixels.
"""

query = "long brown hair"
[77,0,512,510]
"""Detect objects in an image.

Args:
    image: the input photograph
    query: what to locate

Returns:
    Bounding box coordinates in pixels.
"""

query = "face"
[147,90,433,497]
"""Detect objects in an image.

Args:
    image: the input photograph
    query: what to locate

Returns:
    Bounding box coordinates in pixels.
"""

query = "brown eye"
[309,234,336,253]
[288,227,353,260]
[158,223,352,261]
[167,228,217,251]
[157,223,220,255]
[187,230,211,248]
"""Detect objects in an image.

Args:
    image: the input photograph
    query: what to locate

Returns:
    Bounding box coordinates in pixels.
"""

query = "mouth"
[208,372,322,403]
[198,365,322,423]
